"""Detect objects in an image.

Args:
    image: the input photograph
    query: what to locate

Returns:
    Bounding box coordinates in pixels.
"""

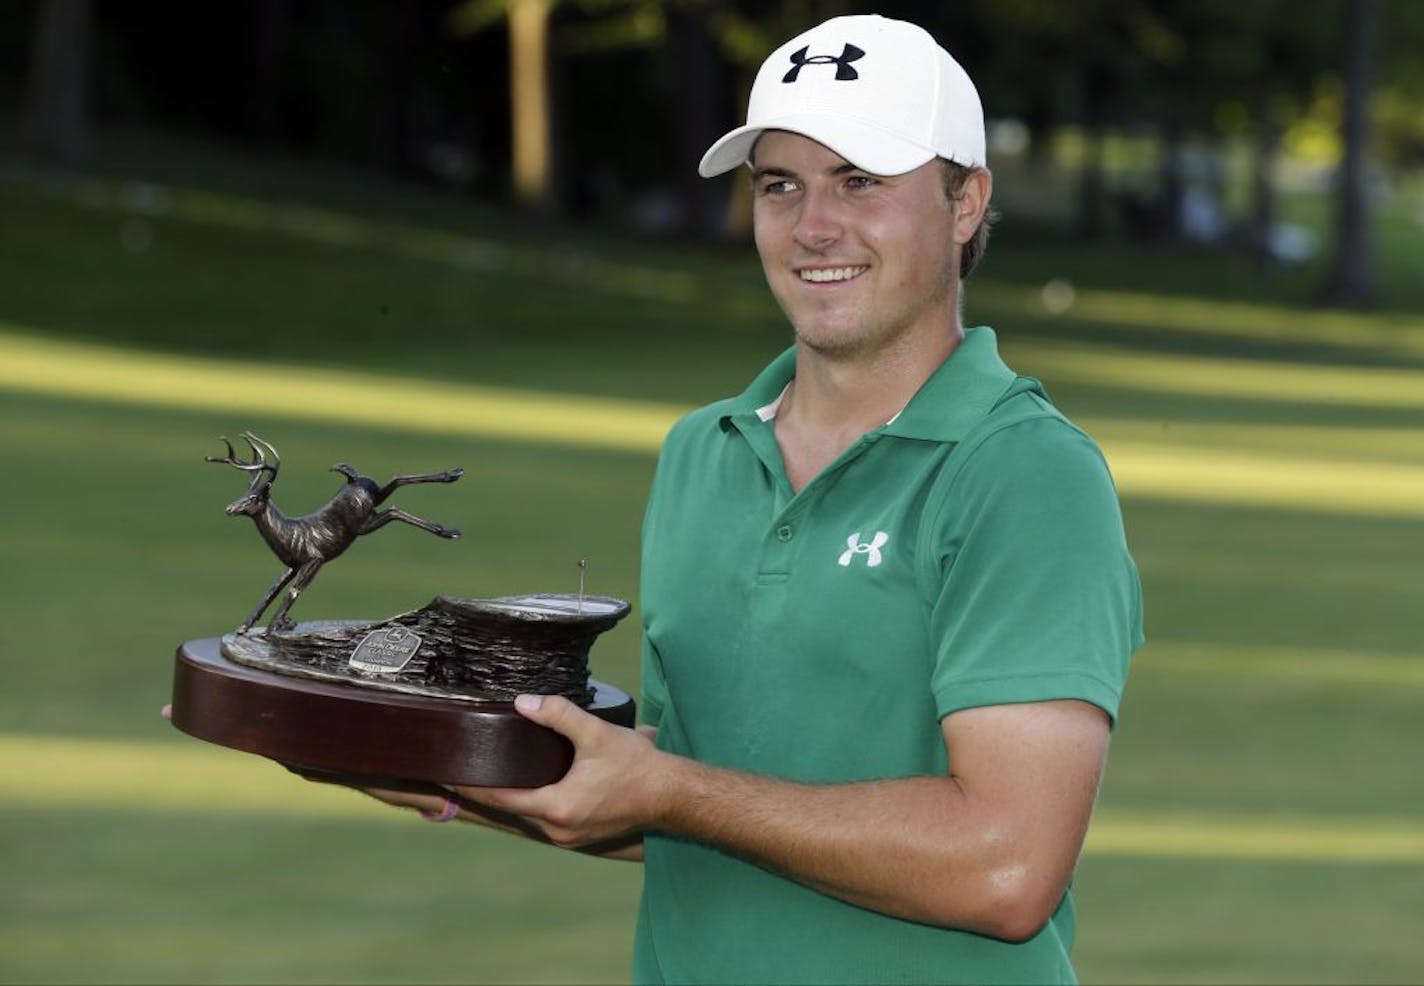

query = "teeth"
[799,266,867,283]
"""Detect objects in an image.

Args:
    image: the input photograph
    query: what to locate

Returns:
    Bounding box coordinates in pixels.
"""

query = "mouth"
[796,265,869,284]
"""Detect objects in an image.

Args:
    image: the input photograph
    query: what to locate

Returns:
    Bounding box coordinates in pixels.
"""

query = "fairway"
[1,154,1422,985]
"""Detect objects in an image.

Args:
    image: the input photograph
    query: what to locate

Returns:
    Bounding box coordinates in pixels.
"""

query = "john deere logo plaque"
[349,626,423,674]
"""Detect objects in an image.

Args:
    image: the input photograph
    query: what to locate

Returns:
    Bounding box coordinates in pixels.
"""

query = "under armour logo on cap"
[783,43,865,83]
[838,531,889,568]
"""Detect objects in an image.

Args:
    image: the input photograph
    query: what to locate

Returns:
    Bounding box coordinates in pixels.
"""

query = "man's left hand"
[454,693,668,848]
[350,694,666,850]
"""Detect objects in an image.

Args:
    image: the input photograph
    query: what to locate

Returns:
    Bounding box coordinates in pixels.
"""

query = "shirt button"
[776,525,793,542]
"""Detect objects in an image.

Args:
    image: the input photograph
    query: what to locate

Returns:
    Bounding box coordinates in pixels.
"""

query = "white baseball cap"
[698,14,985,178]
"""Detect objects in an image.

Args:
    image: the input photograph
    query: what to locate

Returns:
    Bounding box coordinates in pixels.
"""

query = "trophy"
[168,433,635,790]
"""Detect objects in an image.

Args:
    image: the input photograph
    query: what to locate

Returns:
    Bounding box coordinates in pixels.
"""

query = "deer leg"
[265,559,324,632]
[360,507,460,539]
[375,467,464,503]
[238,567,297,634]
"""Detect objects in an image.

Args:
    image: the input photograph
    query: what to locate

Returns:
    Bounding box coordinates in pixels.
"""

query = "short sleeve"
[923,414,1143,724]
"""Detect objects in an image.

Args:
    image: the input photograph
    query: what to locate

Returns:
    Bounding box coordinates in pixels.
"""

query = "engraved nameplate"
[349,627,423,674]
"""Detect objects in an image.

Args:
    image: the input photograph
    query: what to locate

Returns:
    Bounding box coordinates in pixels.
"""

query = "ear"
[952,168,993,246]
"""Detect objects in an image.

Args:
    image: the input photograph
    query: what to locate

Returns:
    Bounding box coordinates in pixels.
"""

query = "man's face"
[750,131,963,361]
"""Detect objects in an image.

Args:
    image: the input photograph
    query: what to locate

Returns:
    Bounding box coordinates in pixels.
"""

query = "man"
[368,14,1142,984]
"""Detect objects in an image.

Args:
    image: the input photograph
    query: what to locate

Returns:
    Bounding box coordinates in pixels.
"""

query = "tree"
[244,0,284,142]
[450,0,556,211]
[1324,0,1382,305]
[19,0,94,170]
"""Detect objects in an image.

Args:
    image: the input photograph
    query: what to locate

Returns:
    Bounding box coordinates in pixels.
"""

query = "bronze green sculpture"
[175,432,635,787]
[207,432,463,632]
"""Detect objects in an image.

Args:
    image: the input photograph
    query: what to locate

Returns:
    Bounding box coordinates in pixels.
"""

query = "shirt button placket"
[758,519,795,576]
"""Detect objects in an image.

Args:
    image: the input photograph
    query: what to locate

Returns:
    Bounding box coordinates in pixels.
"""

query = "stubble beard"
[785,276,957,365]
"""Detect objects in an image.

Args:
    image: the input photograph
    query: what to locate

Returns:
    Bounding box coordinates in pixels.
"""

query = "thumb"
[513,693,602,746]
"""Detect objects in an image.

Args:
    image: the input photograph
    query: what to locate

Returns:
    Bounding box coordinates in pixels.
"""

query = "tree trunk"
[1324,0,1380,306]
[722,66,756,241]
[246,0,283,141]
[371,0,417,175]
[19,0,93,170]
[508,0,553,211]
[669,2,722,240]
[1022,103,1054,174]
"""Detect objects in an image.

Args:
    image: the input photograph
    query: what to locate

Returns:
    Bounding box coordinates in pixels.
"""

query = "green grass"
[0,808,643,985]
[1075,857,1424,985]
[1,133,1422,984]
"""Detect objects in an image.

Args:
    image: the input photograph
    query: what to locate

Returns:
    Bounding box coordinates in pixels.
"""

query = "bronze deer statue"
[208,432,463,633]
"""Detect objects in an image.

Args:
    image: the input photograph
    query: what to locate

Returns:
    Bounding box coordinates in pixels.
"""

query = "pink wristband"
[420,797,459,823]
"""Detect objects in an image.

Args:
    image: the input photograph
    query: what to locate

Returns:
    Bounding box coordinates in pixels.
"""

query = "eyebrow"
[751,162,862,182]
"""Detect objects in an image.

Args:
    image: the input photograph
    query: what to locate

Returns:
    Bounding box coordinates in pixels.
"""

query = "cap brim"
[698,114,939,178]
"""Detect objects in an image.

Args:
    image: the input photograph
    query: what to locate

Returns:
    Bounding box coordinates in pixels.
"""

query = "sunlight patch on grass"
[974,281,1424,357]
[0,732,396,820]
[3,324,1423,517]
[1102,440,1424,518]
[1085,812,1424,862]
[0,325,681,453]
[1008,338,1424,409]
[1081,419,1424,464]
[4,733,1422,862]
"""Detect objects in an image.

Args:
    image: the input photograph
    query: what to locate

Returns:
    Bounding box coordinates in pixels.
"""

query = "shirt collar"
[881,326,1022,441]
[722,327,1022,443]
[722,346,798,427]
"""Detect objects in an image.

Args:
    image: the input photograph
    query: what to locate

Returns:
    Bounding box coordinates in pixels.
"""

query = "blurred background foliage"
[5,0,1424,302]
[2,1,1423,984]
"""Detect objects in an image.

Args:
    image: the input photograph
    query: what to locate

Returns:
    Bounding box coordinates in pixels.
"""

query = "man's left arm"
[437,691,1108,941]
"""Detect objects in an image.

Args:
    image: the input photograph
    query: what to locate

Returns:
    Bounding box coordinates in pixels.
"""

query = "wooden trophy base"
[170,638,635,789]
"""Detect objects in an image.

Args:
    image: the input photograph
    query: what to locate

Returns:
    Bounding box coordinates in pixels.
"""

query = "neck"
[785,320,964,436]
[771,318,965,494]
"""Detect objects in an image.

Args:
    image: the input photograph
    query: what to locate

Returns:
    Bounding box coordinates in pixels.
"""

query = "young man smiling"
[366,14,1142,984]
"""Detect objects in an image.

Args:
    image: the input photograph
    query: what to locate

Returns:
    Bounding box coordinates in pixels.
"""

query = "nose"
[792,184,842,252]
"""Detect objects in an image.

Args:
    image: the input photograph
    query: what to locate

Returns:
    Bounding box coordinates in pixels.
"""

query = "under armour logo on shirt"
[838,531,889,568]
[783,43,866,83]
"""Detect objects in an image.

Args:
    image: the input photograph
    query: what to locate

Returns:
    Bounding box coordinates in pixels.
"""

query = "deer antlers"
[206,432,280,480]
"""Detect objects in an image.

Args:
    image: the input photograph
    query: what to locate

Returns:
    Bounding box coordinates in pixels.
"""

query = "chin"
[793,325,876,359]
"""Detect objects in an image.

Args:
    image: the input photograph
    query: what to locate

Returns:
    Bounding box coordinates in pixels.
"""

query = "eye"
[758,178,798,196]
[846,174,879,190]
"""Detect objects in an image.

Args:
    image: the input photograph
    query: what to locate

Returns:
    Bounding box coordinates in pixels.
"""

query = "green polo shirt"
[635,327,1143,985]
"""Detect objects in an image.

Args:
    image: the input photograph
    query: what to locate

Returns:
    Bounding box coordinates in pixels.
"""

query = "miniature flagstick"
[578,558,587,615]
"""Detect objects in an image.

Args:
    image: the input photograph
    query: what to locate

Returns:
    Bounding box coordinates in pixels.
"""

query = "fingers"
[513,693,603,746]
[363,785,453,816]
[455,781,548,820]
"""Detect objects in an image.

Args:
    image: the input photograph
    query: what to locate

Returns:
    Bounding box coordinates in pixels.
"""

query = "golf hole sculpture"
[168,432,635,789]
